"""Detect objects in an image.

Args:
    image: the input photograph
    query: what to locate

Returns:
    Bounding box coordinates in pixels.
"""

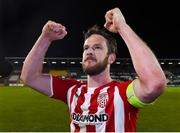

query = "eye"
[93,45,103,50]
[95,46,101,49]
[83,47,88,51]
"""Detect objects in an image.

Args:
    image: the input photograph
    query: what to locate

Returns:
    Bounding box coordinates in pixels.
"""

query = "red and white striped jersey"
[50,76,139,132]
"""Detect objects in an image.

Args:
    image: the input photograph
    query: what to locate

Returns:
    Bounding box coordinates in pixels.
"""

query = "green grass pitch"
[0,86,180,131]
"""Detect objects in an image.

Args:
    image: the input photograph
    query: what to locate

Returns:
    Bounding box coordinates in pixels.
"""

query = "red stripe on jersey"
[116,81,138,131]
[73,86,88,131]
[86,87,102,132]
[74,123,80,132]
[74,86,87,114]
[105,85,115,132]
[70,86,79,111]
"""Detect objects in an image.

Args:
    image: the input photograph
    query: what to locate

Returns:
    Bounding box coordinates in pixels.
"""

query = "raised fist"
[104,8,126,33]
[41,20,67,42]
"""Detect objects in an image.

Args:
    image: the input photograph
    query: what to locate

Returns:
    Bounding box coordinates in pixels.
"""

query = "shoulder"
[112,80,133,99]
[52,76,86,86]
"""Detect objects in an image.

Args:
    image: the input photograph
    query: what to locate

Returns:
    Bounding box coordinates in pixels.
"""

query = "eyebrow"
[84,43,103,48]
[93,44,103,47]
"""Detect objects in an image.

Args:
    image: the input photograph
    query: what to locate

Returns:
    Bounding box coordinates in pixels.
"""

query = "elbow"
[20,66,28,84]
[153,79,166,95]
[149,70,167,93]
[20,72,28,84]
[155,74,167,94]
[138,71,167,103]
[20,72,35,85]
[145,76,167,98]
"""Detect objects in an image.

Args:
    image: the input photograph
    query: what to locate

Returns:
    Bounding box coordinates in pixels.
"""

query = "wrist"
[117,22,129,34]
[39,34,53,44]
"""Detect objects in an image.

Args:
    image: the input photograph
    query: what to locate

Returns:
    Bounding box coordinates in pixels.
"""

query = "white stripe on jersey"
[80,88,96,131]
[49,75,53,97]
[95,86,109,132]
[114,86,125,131]
[80,88,96,112]
[69,85,86,131]
[67,85,76,109]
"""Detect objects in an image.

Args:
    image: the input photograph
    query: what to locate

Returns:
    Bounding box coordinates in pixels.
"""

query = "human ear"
[108,53,116,64]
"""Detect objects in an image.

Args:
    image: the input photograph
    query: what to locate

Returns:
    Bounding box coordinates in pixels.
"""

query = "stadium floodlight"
[51,61,57,64]
[168,62,173,65]
[61,61,66,64]
[178,62,180,65]
[13,61,18,64]
[116,62,120,64]
[160,62,165,65]
[70,62,76,64]
[43,61,47,64]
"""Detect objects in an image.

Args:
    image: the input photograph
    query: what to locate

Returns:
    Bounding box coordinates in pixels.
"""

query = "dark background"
[0,0,179,59]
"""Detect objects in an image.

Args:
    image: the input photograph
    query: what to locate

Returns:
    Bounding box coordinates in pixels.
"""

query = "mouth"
[84,57,97,62]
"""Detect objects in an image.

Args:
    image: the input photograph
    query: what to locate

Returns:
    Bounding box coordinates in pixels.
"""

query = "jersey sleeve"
[50,75,79,104]
[126,81,154,108]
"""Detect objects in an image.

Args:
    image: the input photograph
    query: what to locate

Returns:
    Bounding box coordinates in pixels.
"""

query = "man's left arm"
[105,8,167,104]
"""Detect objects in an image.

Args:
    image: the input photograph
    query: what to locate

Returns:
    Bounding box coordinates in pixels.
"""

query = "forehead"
[84,34,107,47]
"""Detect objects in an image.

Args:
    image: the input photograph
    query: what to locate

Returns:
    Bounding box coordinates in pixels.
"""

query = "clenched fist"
[104,8,126,33]
[41,20,67,42]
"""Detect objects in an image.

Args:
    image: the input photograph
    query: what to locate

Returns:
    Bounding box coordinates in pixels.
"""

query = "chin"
[84,61,96,67]
[84,65,94,71]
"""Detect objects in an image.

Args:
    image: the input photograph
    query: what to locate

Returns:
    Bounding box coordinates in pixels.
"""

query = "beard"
[82,55,109,76]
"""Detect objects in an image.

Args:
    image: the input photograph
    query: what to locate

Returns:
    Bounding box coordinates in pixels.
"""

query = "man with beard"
[21,7,166,132]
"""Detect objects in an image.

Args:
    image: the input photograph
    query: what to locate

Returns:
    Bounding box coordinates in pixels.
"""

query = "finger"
[55,24,66,32]
[105,16,112,24]
[50,23,63,32]
[57,30,68,39]
[104,21,113,28]
[63,30,67,35]
[57,27,67,35]
[105,10,113,20]
[48,23,54,31]
[105,13,113,24]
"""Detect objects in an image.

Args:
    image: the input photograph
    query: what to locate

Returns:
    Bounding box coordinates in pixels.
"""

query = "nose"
[86,47,94,55]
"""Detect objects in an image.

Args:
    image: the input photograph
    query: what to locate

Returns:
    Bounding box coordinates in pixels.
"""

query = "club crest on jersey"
[97,92,109,108]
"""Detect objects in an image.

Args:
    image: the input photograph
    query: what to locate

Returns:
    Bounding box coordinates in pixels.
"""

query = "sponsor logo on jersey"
[97,92,109,108]
[72,112,109,125]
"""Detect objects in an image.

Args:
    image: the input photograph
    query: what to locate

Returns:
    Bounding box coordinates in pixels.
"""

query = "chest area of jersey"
[68,85,125,125]
[71,86,112,112]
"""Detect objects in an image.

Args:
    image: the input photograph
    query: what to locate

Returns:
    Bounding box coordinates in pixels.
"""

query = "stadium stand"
[1,57,180,86]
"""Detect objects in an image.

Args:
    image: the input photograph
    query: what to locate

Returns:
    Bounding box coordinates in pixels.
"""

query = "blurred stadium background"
[0,0,180,132]
[1,57,180,87]
[0,57,180,131]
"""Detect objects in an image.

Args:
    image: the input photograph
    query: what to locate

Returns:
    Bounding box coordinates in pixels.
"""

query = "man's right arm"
[20,20,67,96]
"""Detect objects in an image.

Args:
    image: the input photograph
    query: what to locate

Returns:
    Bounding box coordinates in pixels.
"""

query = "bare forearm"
[21,35,51,82]
[104,7,166,102]
[118,23,166,87]
[20,21,67,96]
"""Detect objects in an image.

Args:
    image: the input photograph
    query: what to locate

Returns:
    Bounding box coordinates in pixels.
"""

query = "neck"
[87,66,112,88]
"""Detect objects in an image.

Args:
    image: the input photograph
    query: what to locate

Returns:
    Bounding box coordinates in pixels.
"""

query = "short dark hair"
[84,25,117,54]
